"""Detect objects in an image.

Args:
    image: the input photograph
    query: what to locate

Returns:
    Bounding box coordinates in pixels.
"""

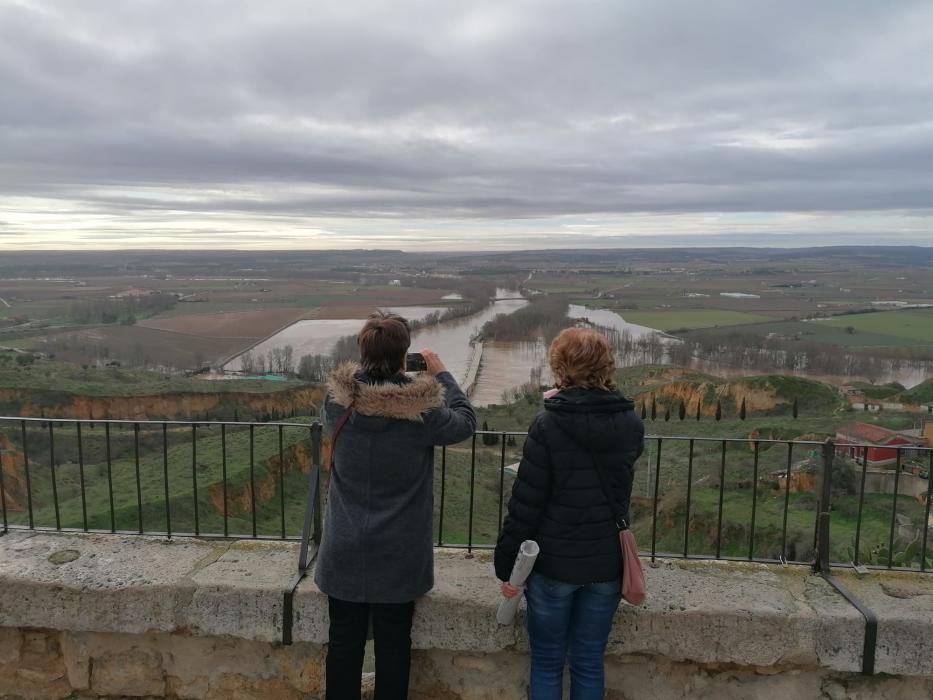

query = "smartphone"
[406,353,427,372]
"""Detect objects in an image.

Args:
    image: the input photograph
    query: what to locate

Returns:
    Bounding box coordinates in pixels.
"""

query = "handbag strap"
[329,405,354,470]
[552,420,629,531]
[588,448,630,532]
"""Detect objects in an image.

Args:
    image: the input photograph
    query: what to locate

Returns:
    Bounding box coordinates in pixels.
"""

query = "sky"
[1,0,932,251]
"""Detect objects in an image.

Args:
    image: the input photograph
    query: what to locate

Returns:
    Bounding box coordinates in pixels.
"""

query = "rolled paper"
[496,540,540,625]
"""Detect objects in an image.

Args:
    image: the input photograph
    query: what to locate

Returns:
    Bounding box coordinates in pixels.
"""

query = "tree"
[15,354,35,367]
[739,398,747,421]
[792,397,799,419]
[695,400,702,421]
[240,350,256,374]
[650,396,657,421]
[715,400,722,422]
[269,347,285,373]
[663,405,671,422]
[298,354,330,382]
[640,402,647,420]
[481,420,499,446]
[283,345,295,374]
[678,400,686,421]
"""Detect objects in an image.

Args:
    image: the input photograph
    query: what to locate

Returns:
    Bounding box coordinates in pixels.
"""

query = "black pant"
[326,596,415,700]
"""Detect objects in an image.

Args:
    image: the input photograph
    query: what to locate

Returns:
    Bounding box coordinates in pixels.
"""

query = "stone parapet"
[1,531,932,699]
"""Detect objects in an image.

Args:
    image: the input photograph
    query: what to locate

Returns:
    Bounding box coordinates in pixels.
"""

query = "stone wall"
[2,531,933,699]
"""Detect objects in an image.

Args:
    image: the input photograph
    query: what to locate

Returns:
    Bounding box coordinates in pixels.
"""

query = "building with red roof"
[835,422,926,467]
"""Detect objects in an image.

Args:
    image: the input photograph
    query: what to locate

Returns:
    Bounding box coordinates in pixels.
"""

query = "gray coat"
[314,362,476,603]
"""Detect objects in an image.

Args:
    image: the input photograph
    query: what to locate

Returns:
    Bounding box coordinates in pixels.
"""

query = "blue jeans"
[525,573,621,700]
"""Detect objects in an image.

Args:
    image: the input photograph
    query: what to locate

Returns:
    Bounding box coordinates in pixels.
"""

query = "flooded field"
[567,304,661,338]
[222,295,528,380]
[222,306,446,371]
[222,294,677,402]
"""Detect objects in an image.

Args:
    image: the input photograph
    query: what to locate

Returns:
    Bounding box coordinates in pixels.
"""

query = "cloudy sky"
[1,0,932,250]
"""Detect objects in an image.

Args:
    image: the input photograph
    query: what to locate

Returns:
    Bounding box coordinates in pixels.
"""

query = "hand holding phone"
[406,353,427,372]
[420,350,446,376]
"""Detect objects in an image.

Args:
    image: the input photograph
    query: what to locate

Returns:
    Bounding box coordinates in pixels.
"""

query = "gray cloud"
[1,0,932,248]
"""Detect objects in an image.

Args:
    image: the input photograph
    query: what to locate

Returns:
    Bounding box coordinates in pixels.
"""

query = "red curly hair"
[549,327,617,391]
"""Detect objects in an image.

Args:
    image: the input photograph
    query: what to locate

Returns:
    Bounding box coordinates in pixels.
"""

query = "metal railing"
[0,417,324,570]
[1,418,931,576]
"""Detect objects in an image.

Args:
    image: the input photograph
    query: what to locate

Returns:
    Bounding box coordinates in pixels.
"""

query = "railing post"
[815,438,835,574]
[312,423,323,547]
[0,440,7,534]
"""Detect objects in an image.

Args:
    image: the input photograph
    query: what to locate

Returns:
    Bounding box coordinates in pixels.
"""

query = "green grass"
[3,421,315,537]
[901,379,933,405]
[849,381,905,400]
[678,318,926,348]
[815,308,933,346]
[641,486,925,564]
[620,310,773,331]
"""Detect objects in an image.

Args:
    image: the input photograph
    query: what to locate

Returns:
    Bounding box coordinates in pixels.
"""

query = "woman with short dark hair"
[316,311,476,700]
[495,327,644,700]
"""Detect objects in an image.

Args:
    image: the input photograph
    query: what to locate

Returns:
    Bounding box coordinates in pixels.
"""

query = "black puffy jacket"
[494,388,645,584]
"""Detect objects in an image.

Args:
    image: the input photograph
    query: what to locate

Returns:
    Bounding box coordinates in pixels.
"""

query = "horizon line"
[3,242,933,255]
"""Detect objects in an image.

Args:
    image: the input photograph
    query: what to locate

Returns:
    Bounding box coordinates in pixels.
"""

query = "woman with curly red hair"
[495,327,644,699]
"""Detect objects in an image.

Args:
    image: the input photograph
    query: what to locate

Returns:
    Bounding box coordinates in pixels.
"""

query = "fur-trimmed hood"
[327,362,445,421]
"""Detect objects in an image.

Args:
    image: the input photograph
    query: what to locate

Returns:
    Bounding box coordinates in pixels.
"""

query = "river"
[470,305,661,405]
[408,290,528,385]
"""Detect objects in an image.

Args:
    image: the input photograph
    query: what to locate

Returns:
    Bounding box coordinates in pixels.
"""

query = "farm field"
[11,326,248,369]
[679,315,933,349]
[816,308,933,345]
[146,284,450,320]
[138,308,309,338]
[3,271,457,370]
[620,309,773,331]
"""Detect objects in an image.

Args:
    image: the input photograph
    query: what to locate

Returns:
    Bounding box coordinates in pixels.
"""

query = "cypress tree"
[664,405,671,422]
[678,400,686,421]
[792,398,799,419]
[640,402,647,420]
[715,400,722,422]
[695,400,702,421]
[651,396,657,421]
[739,398,747,421]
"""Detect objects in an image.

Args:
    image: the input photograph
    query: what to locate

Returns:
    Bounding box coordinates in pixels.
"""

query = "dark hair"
[358,311,411,380]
